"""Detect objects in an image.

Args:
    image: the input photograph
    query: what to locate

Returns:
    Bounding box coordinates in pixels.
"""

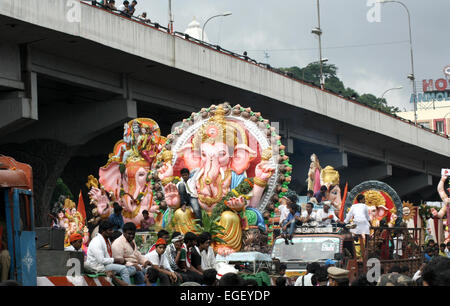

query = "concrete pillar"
[0,90,38,135]
[1,98,137,146]
[320,152,348,170]
[342,164,392,187]
[385,173,433,197]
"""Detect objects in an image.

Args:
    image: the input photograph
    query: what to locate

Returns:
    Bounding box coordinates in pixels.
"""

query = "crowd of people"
[274,256,450,286]
[278,190,348,245]
[89,0,151,23]
[61,216,450,286]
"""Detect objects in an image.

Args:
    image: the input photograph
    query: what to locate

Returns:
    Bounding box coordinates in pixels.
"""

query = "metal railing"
[82,1,449,139]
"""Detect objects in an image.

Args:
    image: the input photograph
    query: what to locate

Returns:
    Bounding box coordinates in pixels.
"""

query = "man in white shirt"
[84,221,132,284]
[301,202,317,225]
[117,0,130,15]
[145,238,179,285]
[316,201,342,226]
[177,168,202,221]
[199,232,216,271]
[344,194,371,245]
[279,190,299,225]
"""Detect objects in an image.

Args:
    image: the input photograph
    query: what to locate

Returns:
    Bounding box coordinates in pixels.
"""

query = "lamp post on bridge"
[202,12,232,42]
[378,0,418,125]
[312,0,325,90]
[381,86,403,100]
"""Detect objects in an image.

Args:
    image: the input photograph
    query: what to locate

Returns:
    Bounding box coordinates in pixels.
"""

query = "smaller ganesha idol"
[87,118,166,226]
[153,103,291,255]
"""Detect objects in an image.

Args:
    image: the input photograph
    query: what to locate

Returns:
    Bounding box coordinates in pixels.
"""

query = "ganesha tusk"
[220,167,225,180]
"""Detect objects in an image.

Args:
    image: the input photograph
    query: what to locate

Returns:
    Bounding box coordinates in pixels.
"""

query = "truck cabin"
[0,156,35,285]
[271,226,356,279]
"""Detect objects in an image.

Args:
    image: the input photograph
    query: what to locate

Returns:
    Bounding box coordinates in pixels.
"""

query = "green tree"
[50,178,74,206]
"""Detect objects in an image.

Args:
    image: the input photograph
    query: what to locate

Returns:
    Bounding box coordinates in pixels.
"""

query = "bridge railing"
[81,1,449,139]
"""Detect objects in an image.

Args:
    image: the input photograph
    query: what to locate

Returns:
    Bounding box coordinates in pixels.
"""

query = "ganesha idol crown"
[192,106,249,149]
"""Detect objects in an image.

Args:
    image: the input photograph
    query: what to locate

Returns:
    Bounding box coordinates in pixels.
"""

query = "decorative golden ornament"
[253,177,268,188]
[402,201,415,221]
[261,147,273,161]
[363,190,386,207]
[191,105,248,150]
[320,165,340,186]
[64,198,76,210]
[86,175,99,189]
[161,150,173,163]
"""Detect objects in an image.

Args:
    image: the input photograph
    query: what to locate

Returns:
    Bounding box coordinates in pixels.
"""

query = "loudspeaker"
[36,227,65,250]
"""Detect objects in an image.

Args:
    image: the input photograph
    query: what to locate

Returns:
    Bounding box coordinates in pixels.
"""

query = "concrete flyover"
[0,0,449,224]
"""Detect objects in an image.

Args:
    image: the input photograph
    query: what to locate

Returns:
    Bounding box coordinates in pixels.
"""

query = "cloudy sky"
[135,0,450,111]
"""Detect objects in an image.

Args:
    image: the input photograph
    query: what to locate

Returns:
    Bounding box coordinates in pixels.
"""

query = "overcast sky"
[135,0,450,111]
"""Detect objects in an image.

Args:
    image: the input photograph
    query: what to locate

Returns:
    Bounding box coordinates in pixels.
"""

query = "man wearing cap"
[145,238,179,285]
[327,266,349,286]
[65,233,83,252]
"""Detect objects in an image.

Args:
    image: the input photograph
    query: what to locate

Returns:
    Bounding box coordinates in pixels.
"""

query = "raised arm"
[432,175,449,218]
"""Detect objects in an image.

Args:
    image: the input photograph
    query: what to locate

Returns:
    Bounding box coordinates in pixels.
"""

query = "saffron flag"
[77,190,86,223]
[339,182,348,221]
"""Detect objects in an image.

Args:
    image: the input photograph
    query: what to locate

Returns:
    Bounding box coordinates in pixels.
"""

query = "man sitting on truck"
[281,202,302,245]
[84,220,133,285]
[64,233,83,253]
[316,201,343,227]
[301,202,317,226]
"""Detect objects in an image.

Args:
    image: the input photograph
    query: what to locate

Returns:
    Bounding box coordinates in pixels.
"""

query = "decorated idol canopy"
[343,180,403,227]
[87,102,292,254]
[87,118,166,225]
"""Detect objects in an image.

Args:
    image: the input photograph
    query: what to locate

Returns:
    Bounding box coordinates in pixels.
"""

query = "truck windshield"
[272,236,340,262]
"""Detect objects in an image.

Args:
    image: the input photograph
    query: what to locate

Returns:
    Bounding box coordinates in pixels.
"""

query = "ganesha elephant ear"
[99,161,122,193]
[230,144,257,175]
[178,143,201,171]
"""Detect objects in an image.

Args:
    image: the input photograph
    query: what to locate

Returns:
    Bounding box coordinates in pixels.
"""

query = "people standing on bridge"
[138,12,150,23]
[106,0,116,10]
[344,194,371,245]
[84,220,133,284]
[118,0,131,16]
[128,0,137,16]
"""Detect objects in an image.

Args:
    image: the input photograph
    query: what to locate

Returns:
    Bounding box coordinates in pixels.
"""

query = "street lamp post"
[381,86,403,99]
[378,0,418,125]
[202,12,232,42]
[312,0,324,89]
[168,0,173,33]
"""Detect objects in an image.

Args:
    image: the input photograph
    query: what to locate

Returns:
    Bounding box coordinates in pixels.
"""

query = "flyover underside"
[0,16,447,225]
